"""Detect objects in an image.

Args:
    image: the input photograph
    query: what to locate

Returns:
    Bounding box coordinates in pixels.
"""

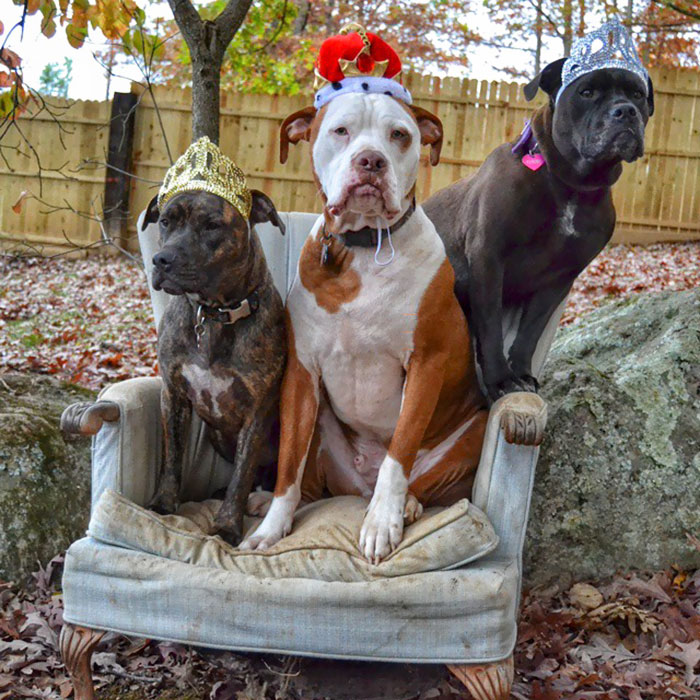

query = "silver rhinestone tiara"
[556,18,648,103]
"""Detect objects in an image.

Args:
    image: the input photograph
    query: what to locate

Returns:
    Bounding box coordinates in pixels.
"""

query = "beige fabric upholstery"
[88,489,499,583]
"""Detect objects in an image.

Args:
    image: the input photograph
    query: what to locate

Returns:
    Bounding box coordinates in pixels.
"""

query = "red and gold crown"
[313,23,412,109]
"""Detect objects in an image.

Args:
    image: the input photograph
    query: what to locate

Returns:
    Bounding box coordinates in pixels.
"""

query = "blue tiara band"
[556,18,648,104]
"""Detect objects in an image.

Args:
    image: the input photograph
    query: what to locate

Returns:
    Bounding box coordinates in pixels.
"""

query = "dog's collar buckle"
[193,291,259,348]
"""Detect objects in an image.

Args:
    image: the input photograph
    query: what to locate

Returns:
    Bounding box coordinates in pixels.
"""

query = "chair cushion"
[88,489,498,583]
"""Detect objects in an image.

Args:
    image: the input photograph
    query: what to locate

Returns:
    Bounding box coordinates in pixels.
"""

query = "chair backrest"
[136,209,565,377]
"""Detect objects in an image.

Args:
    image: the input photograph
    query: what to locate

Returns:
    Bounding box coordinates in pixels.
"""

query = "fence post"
[103,92,138,246]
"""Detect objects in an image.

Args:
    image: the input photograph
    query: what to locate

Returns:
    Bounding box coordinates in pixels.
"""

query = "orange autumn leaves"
[0,0,143,117]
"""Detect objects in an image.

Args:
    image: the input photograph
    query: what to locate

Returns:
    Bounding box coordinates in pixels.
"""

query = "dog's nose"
[610,103,638,123]
[353,150,387,173]
[153,250,175,272]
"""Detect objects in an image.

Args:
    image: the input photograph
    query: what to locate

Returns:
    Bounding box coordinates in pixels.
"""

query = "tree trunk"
[191,24,223,143]
[563,0,574,54]
[167,0,253,146]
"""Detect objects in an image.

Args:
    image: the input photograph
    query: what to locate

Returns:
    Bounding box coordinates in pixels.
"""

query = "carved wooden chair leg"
[447,655,514,700]
[60,623,106,700]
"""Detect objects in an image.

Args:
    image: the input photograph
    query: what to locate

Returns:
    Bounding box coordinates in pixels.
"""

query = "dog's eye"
[159,218,169,228]
[580,88,594,98]
[203,220,221,231]
[633,90,644,99]
[333,126,348,136]
[391,129,408,140]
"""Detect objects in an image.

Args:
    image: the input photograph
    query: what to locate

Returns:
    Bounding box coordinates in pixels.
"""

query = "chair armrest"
[90,377,235,510]
[91,377,163,509]
[472,393,547,561]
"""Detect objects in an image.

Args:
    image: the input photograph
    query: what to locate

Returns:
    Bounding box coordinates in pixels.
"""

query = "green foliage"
[158,0,316,95]
[38,57,73,97]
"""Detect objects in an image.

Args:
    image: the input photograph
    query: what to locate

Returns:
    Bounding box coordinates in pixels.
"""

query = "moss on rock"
[525,288,700,586]
[0,373,94,582]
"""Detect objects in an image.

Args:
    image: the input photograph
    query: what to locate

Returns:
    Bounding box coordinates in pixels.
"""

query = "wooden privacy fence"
[1,66,699,253]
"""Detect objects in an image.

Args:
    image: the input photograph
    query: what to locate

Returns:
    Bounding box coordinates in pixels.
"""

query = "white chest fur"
[289,209,445,441]
[181,363,234,420]
[557,202,580,238]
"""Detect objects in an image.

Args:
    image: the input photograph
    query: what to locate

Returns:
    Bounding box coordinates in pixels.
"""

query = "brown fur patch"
[410,409,488,506]
[274,312,319,496]
[387,259,485,473]
[298,228,361,313]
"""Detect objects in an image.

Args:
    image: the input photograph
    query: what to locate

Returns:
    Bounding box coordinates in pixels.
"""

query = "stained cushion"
[88,489,498,583]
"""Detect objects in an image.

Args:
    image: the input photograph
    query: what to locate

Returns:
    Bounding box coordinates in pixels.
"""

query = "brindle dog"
[142,190,286,545]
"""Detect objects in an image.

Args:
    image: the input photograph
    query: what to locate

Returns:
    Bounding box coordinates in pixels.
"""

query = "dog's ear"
[646,75,654,117]
[141,195,159,231]
[249,190,285,235]
[280,106,316,165]
[410,105,443,166]
[524,58,567,102]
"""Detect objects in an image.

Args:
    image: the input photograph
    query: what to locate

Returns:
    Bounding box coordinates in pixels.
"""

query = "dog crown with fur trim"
[556,18,648,103]
[314,22,412,109]
[158,137,252,219]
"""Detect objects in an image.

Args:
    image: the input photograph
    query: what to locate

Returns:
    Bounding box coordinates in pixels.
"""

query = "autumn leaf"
[12,191,30,214]
[0,48,21,69]
[569,583,604,611]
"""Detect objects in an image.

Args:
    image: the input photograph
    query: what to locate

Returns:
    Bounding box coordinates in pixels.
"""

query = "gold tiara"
[158,137,252,220]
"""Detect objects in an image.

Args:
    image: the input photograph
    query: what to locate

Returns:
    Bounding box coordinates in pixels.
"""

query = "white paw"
[238,494,296,551]
[403,493,423,524]
[246,490,273,517]
[238,518,291,550]
[359,492,406,564]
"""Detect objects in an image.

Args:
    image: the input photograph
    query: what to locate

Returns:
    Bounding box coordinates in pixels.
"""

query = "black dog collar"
[193,291,259,347]
[337,198,416,248]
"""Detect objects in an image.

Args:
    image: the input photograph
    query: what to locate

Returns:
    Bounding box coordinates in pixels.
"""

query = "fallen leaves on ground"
[0,255,157,391]
[560,241,700,326]
[2,242,699,390]
[1,556,698,699]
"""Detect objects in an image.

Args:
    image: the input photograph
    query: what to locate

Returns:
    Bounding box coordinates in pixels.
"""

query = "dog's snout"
[353,150,387,173]
[610,103,638,123]
[153,250,176,272]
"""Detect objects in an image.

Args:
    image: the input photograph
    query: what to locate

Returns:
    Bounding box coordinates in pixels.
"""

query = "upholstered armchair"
[59,212,558,700]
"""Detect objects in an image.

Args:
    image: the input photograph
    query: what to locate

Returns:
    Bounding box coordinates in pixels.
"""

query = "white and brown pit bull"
[240,92,488,562]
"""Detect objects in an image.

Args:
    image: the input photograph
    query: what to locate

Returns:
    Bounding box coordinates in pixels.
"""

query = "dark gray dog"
[142,189,286,545]
[424,63,653,407]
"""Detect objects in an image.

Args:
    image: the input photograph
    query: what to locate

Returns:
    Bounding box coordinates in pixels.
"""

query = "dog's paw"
[214,510,244,547]
[149,478,180,515]
[403,492,423,525]
[360,493,406,564]
[486,376,527,403]
[246,490,274,517]
[238,500,294,551]
[515,373,539,393]
[239,519,291,551]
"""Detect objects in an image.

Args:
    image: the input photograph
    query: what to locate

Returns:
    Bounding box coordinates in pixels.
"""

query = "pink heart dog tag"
[522,153,546,171]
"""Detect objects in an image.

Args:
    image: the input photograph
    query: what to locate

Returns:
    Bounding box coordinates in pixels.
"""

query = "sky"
[2,2,565,101]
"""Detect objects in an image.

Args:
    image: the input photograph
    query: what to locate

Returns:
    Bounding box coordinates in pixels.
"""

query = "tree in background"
[38,58,73,97]
[636,0,700,66]
[484,0,699,77]
[107,0,481,96]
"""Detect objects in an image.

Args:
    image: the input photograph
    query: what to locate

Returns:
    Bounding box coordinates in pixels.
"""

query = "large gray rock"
[525,289,700,586]
[0,373,94,582]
